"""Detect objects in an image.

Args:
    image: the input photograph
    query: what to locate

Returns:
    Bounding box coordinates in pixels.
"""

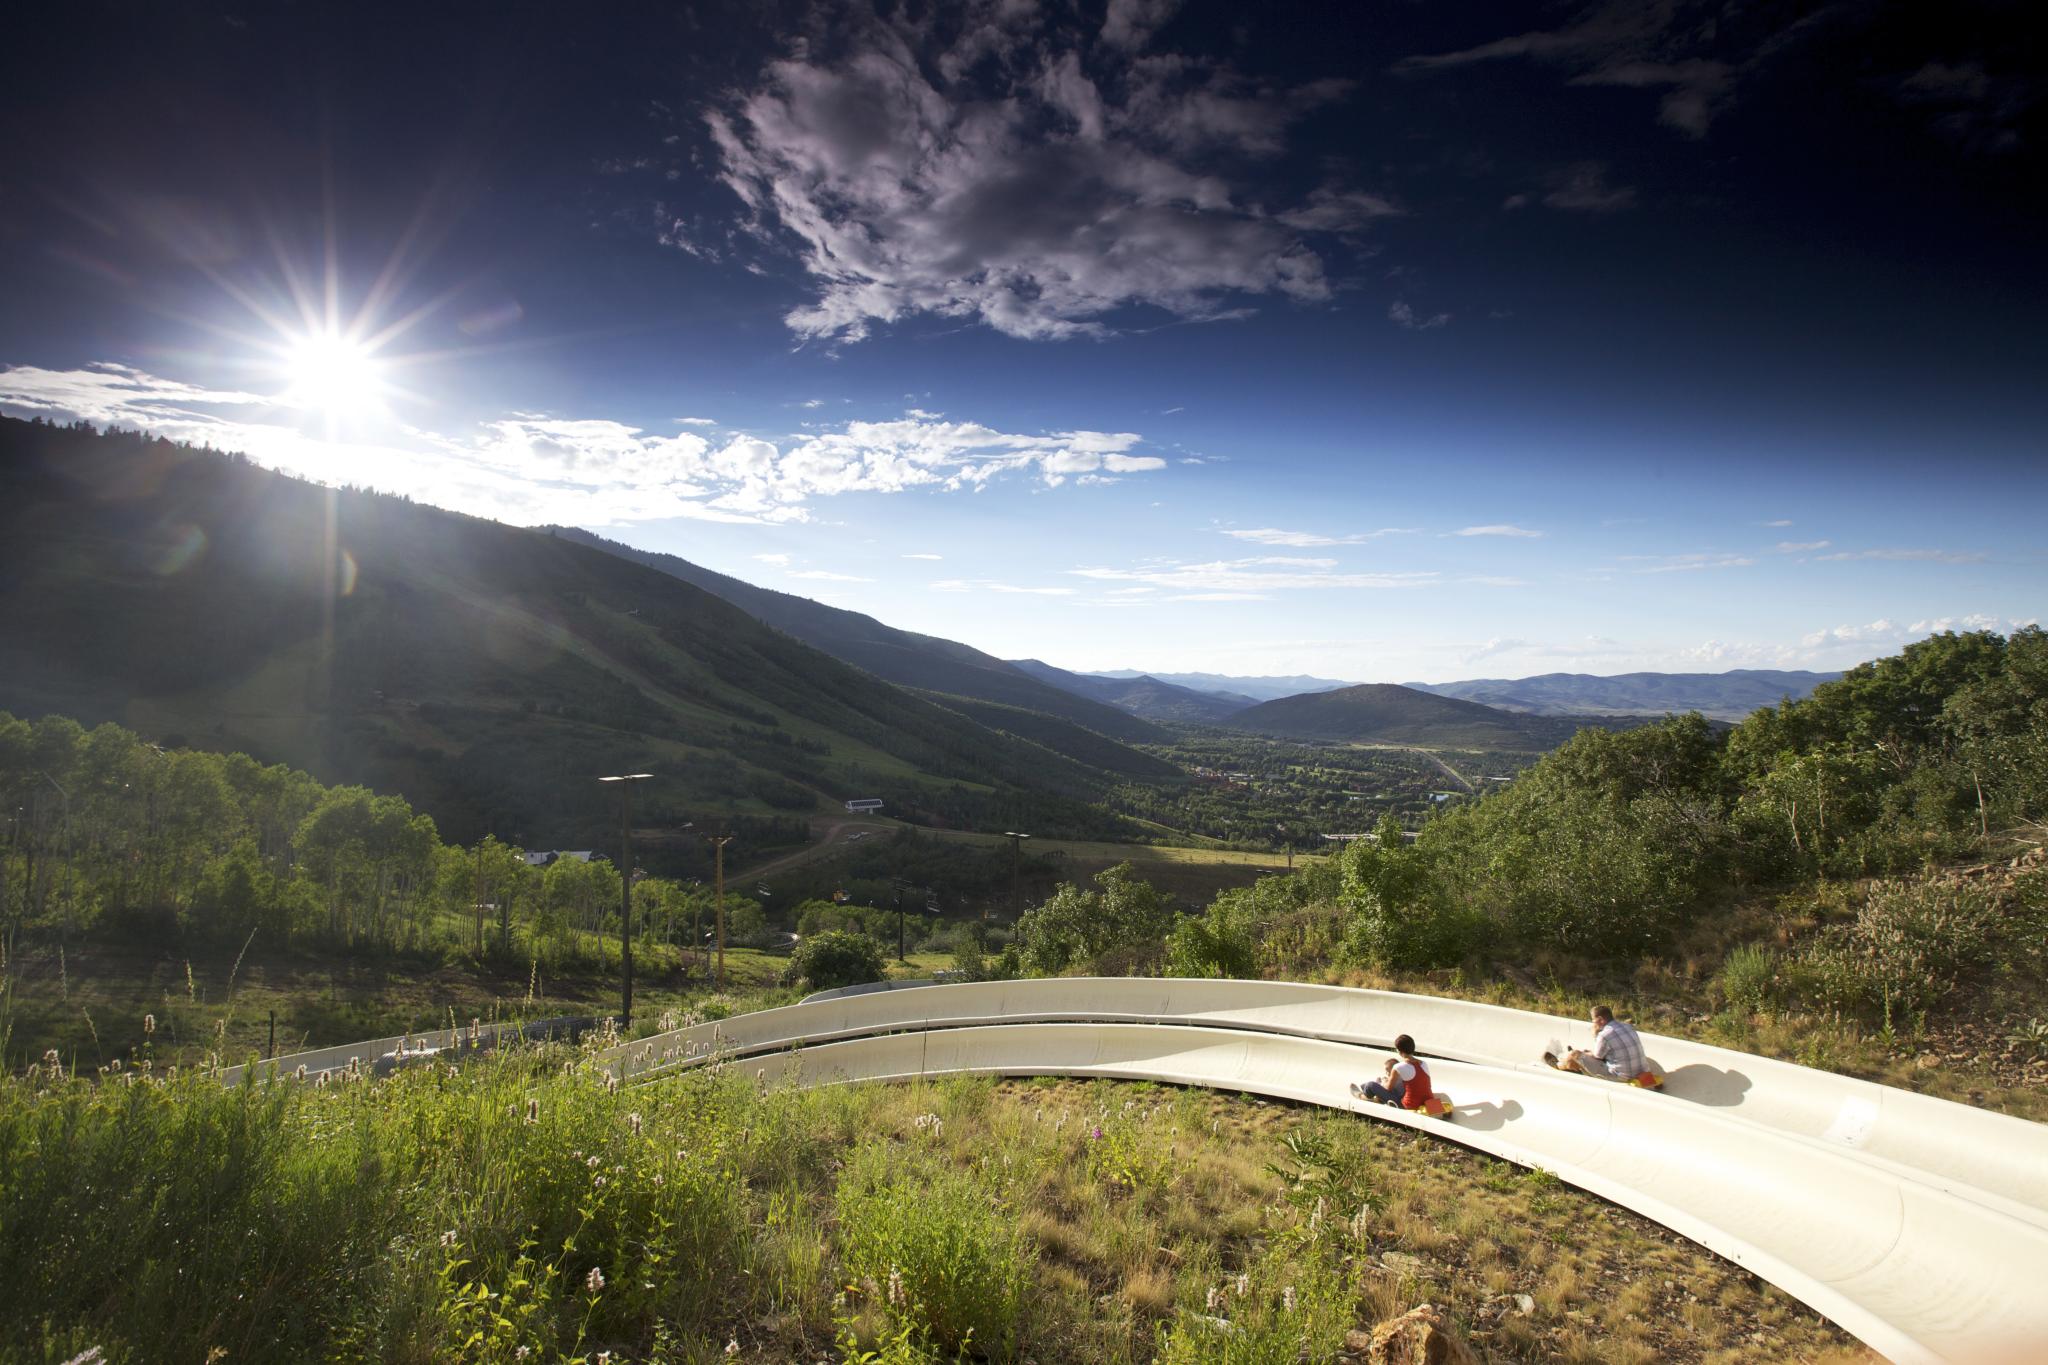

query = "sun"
[284,331,385,413]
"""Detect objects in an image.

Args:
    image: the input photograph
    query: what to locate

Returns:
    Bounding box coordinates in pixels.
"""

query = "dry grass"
[843,1077,1874,1364]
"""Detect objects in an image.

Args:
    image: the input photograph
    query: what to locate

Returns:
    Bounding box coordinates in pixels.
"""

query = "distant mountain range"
[1008,659,1250,724]
[1408,670,1841,722]
[1078,669,1354,702]
[1228,683,1601,750]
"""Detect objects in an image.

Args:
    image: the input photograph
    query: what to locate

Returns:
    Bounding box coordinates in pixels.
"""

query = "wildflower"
[1283,1285,1298,1313]
[1205,1286,1223,1311]
[587,1154,602,1168]
[605,1072,619,1094]
[143,1014,155,1034]
[652,1174,663,1187]
[295,1065,307,1081]
[515,1349,530,1361]
[596,1353,611,1364]
[593,1176,608,1189]
[526,1098,540,1124]
[886,1264,905,1307]
[725,1340,740,1356]
[585,1266,605,1294]
[1091,1126,1103,1140]
[1235,1273,1249,1297]
[440,1230,457,1249]
[628,1112,642,1136]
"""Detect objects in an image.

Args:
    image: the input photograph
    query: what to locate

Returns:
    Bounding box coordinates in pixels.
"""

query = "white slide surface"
[603,980,2048,1364]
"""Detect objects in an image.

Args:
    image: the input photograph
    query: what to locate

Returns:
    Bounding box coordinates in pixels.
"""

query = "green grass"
[0,1060,1864,1364]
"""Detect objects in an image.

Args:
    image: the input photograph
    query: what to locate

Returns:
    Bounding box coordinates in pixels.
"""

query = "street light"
[597,772,652,1027]
[1003,830,1030,921]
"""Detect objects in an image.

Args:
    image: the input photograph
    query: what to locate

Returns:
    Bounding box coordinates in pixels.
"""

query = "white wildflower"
[585,1265,605,1294]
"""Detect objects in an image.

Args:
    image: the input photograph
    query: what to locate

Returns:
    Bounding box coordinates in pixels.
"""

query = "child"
[1351,1034,1434,1111]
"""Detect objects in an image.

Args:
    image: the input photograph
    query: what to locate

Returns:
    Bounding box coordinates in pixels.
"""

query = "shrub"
[787,930,889,992]
[834,1145,1031,1354]
[1716,944,1779,1015]
[1789,877,2002,1017]
[1165,889,1261,979]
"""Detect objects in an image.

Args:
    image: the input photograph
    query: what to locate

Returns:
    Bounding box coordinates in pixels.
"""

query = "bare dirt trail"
[729,817,896,881]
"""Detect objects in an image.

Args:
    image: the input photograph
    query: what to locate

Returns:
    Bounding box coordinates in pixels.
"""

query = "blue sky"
[0,0,2041,681]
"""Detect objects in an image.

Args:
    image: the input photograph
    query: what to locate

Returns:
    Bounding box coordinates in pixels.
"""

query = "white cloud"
[1761,519,1794,527]
[1164,592,1269,602]
[1388,300,1451,330]
[753,553,792,567]
[1775,540,1830,552]
[0,362,1169,529]
[1069,557,1437,592]
[1624,552,1756,574]
[1537,162,1637,212]
[1451,524,1543,538]
[1223,526,1417,546]
[787,569,872,582]
[905,407,943,420]
[677,416,718,426]
[0,361,270,424]
[700,5,1385,342]
[1811,547,1987,564]
[901,552,942,560]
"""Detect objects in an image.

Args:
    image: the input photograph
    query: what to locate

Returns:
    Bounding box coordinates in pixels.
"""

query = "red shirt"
[1396,1058,1433,1109]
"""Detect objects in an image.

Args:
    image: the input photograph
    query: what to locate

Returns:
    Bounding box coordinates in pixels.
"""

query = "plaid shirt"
[1590,1020,1646,1079]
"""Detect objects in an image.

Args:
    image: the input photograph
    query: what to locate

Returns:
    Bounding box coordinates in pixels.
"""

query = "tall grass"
[0,1062,1865,1363]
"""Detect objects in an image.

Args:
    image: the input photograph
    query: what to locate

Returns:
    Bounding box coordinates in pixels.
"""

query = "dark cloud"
[697,1,1388,342]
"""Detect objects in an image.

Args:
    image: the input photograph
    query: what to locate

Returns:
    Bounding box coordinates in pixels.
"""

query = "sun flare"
[284,331,384,413]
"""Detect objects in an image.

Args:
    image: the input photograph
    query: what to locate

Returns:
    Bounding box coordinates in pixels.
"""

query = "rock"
[1364,1304,1480,1365]
[1379,1251,1429,1276]
[1513,1294,1536,1316]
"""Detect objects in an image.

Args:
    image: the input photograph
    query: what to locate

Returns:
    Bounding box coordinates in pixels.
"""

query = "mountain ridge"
[547,527,1169,747]
[1409,669,1842,722]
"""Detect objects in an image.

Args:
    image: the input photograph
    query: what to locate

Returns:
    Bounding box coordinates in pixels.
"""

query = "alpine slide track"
[234,979,2048,1363]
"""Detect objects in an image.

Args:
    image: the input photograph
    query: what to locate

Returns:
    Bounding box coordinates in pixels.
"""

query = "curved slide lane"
[601,980,2048,1364]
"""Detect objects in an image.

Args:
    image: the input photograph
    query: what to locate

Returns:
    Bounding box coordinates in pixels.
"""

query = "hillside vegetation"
[0,1058,1860,1365]
[550,526,1168,745]
[1229,683,1605,750]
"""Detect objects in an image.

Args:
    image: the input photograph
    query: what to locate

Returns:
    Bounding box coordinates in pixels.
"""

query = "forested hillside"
[549,527,1167,744]
[1229,682,1603,749]
[0,419,1149,849]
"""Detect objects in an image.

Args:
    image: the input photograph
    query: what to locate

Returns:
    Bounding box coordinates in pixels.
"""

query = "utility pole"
[1003,830,1030,922]
[597,773,652,1027]
[710,834,735,986]
[473,839,485,957]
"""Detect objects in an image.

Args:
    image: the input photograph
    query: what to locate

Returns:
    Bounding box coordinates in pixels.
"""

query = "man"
[1548,1005,1649,1083]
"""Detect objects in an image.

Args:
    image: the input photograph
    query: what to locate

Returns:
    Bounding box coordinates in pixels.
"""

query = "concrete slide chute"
[605,980,2048,1363]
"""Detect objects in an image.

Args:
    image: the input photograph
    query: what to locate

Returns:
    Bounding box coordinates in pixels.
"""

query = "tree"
[1014,862,1173,975]
[787,929,887,992]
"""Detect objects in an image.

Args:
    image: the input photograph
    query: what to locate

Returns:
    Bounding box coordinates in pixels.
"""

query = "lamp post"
[597,772,652,1027]
[1003,830,1030,921]
[708,833,735,986]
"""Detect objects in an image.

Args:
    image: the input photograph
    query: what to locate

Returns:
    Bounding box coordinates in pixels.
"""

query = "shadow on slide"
[1661,1063,1754,1107]
[1450,1099,1525,1131]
